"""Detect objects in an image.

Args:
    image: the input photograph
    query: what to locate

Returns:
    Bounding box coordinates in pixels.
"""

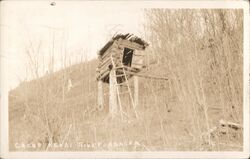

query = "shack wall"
[97,39,146,83]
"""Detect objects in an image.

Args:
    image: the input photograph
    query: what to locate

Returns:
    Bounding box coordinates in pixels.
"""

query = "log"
[219,119,243,130]
[98,58,111,69]
[101,51,111,60]
[118,39,144,50]
[97,69,110,81]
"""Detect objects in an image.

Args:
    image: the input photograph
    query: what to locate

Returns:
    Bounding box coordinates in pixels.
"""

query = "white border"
[0,0,249,158]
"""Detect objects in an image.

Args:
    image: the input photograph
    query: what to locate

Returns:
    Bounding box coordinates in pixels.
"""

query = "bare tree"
[144,9,243,150]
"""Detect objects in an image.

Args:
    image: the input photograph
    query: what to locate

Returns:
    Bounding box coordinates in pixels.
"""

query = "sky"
[0,1,146,90]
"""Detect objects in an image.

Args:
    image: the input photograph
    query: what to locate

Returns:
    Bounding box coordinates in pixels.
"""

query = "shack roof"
[98,33,149,56]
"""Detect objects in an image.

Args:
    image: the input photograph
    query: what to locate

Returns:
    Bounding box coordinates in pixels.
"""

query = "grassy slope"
[9,57,243,151]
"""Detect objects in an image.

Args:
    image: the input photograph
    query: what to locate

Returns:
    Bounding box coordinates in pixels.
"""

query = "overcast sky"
[0,1,146,90]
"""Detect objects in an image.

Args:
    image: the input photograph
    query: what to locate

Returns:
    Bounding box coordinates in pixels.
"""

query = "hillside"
[9,56,242,151]
[9,9,243,152]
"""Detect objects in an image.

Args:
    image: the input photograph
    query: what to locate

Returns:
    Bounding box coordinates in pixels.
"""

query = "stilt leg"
[98,80,103,110]
[134,76,139,109]
[109,69,117,118]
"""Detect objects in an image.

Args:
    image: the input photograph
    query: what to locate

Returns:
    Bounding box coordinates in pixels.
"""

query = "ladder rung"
[114,66,126,69]
[115,74,125,77]
[133,54,144,56]
[115,83,127,86]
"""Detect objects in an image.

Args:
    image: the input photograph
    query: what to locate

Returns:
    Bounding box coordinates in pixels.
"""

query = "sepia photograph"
[0,0,249,158]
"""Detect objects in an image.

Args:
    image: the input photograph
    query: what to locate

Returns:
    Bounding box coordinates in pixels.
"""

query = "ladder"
[110,55,138,120]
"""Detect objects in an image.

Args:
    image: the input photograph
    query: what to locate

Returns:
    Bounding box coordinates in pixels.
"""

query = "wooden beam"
[109,69,118,118]
[100,50,111,60]
[100,56,111,66]
[98,70,110,81]
[98,59,111,71]
[125,71,169,81]
[219,119,243,130]
[118,39,144,50]
[134,76,139,109]
[97,80,104,110]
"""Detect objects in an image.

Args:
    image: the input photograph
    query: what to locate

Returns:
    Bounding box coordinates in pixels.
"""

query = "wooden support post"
[134,76,139,109]
[97,80,103,110]
[109,69,118,117]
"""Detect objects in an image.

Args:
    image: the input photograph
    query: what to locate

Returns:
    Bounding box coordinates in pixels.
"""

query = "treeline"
[143,9,243,145]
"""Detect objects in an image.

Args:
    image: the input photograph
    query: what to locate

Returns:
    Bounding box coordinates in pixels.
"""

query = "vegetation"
[9,9,243,151]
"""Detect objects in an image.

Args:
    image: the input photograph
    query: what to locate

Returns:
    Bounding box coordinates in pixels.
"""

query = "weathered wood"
[100,42,119,60]
[97,34,149,118]
[98,59,111,70]
[219,119,243,130]
[97,40,146,84]
[100,55,111,64]
[98,62,110,72]
[125,72,169,81]
[97,67,109,75]
[100,51,111,60]
[98,70,110,81]
[115,66,139,72]
[131,63,144,69]
[134,76,139,109]
[99,52,121,70]
[118,39,144,50]
[109,69,118,118]
[97,80,104,110]
[98,64,109,73]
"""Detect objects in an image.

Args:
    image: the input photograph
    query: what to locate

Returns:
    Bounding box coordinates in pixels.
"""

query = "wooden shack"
[96,33,149,83]
[96,33,148,118]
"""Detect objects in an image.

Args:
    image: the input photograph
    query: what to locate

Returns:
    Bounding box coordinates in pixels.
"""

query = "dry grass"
[9,9,243,151]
